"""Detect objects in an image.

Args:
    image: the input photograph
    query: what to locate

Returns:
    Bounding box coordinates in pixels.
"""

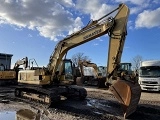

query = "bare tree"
[72,52,91,66]
[131,55,143,71]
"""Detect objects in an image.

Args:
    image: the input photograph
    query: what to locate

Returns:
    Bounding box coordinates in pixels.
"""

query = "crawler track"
[15,86,61,107]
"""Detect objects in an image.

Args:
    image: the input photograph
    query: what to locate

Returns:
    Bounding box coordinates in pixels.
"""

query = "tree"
[131,55,143,71]
[71,52,91,66]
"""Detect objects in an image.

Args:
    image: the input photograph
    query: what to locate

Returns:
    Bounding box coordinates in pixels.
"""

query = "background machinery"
[0,64,17,85]
[0,57,28,85]
[14,4,141,118]
[77,61,135,88]
[77,60,106,87]
[13,57,28,70]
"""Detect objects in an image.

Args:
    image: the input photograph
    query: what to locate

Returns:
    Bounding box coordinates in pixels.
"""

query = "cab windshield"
[139,66,160,77]
[64,60,73,79]
[0,65,5,71]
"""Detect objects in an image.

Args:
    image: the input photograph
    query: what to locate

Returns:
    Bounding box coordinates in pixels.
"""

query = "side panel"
[18,70,51,85]
[0,71,16,80]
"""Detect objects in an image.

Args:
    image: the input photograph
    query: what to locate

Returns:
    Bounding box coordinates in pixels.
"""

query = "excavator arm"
[14,57,28,70]
[47,4,128,78]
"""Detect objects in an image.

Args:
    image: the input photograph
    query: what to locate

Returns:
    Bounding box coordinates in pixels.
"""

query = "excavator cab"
[56,59,75,84]
[63,59,74,81]
[119,63,132,72]
[117,63,133,79]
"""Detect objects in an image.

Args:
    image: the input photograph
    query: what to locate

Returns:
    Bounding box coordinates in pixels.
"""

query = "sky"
[0,0,160,68]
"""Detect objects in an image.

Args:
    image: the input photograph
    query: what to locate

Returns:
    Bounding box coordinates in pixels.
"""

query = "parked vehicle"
[139,60,160,91]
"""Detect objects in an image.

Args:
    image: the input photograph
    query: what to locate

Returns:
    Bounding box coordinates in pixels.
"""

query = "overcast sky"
[0,0,160,68]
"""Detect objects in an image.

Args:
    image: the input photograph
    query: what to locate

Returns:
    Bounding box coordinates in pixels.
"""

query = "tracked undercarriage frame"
[15,84,87,107]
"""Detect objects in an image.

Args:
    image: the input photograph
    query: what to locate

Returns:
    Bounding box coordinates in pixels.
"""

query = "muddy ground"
[0,86,160,120]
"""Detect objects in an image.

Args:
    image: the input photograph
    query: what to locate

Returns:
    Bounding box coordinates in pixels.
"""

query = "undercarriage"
[15,84,87,107]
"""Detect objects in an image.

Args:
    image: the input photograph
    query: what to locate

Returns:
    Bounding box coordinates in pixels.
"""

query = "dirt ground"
[0,86,160,120]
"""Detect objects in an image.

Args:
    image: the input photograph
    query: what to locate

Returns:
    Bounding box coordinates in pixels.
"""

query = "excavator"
[14,3,141,118]
[0,64,17,85]
[0,57,28,85]
[13,57,28,82]
[78,60,100,78]
[13,57,28,70]
[77,60,106,87]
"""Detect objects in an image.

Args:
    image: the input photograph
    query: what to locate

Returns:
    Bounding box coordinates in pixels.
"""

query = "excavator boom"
[14,57,28,70]
[47,4,122,77]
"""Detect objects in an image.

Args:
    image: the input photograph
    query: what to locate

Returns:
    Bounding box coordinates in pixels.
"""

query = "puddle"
[86,98,112,115]
[86,98,122,116]
[87,98,111,109]
[0,109,39,120]
[0,111,16,120]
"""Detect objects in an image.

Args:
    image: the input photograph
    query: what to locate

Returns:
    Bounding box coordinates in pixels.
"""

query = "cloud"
[115,0,150,15]
[75,0,116,20]
[0,0,116,41]
[3,0,157,41]
[135,8,160,28]
[99,39,103,41]
[93,43,99,46]
[153,0,160,4]
[130,7,142,14]
[128,20,134,30]
[0,0,81,41]
[68,17,83,34]
[115,0,147,5]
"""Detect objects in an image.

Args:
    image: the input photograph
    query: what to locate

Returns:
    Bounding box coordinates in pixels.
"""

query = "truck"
[139,60,160,91]
[14,4,141,118]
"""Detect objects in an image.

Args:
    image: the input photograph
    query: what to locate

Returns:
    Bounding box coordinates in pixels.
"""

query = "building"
[0,53,13,69]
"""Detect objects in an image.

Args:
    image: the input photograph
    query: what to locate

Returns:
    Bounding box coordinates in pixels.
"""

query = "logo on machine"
[83,29,102,40]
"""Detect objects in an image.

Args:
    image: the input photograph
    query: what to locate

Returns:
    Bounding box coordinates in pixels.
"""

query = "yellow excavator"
[0,64,17,85]
[0,57,28,85]
[78,60,100,78]
[14,4,141,118]
[77,60,106,87]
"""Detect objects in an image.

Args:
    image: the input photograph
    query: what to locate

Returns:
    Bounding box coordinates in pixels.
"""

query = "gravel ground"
[0,86,160,120]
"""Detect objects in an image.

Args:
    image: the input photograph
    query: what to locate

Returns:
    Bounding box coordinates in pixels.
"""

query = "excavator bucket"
[109,80,141,118]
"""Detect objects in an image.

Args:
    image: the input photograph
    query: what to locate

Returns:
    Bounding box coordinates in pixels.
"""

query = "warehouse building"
[0,53,13,69]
